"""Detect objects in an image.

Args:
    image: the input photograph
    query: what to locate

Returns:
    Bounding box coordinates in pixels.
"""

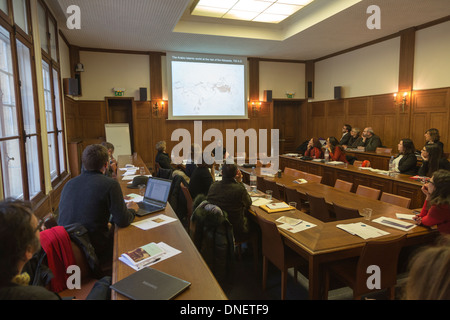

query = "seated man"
[0,200,60,300]
[207,163,252,242]
[356,127,382,151]
[339,124,352,146]
[58,144,137,266]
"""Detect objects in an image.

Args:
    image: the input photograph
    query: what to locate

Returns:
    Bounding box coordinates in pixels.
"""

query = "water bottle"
[250,169,257,192]
[389,156,394,176]
[324,149,329,163]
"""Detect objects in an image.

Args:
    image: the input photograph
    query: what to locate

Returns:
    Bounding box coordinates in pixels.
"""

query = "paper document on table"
[131,214,177,230]
[276,216,316,233]
[252,197,272,207]
[119,166,138,171]
[124,193,144,203]
[337,222,390,239]
[372,217,416,231]
[119,242,181,271]
[267,202,290,210]
[396,213,415,221]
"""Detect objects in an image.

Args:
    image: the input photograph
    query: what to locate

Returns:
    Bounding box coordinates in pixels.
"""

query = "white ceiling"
[47,0,450,61]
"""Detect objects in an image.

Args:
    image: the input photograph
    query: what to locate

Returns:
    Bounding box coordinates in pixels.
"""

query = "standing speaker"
[334,86,342,100]
[307,81,313,98]
[264,90,272,102]
[139,88,147,101]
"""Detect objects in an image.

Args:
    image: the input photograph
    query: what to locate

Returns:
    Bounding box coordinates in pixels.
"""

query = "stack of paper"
[124,193,144,203]
[119,242,181,271]
[372,216,416,231]
[276,216,316,233]
[293,178,307,184]
[131,214,177,230]
[337,222,390,239]
[251,197,272,207]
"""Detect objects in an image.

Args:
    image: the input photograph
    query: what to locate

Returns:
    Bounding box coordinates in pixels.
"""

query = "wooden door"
[273,100,303,154]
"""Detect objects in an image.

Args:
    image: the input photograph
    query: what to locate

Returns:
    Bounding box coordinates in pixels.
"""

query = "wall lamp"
[394,92,408,112]
[252,101,262,115]
[153,101,165,116]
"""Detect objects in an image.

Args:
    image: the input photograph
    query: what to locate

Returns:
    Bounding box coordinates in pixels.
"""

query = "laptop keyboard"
[139,202,161,211]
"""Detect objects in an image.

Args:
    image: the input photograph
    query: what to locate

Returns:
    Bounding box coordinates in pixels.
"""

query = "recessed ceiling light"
[191,0,315,23]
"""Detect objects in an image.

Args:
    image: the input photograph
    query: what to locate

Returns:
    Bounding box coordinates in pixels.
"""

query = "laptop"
[136,177,172,217]
[110,267,191,300]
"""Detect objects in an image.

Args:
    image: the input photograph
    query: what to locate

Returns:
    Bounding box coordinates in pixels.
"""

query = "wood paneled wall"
[304,87,450,153]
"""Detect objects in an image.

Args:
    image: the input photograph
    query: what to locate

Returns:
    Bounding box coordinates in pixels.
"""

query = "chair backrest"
[306,193,332,222]
[153,162,160,176]
[256,175,266,191]
[305,173,322,183]
[284,167,306,179]
[334,179,353,192]
[354,235,406,297]
[375,147,392,154]
[263,179,282,199]
[256,213,285,270]
[180,182,193,227]
[353,160,363,168]
[284,186,302,204]
[380,192,411,208]
[333,203,361,220]
[356,185,380,200]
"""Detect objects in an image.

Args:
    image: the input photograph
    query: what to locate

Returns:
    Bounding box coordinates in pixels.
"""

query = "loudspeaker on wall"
[334,86,342,100]
[264,90,272,102]
[139,88,147,101]
[307,81,313,98]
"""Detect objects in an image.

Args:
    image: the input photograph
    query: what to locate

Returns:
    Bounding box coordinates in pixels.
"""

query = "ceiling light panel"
[191,0,315,23]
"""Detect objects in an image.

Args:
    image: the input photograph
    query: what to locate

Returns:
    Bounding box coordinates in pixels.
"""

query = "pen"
[139,257,162,269]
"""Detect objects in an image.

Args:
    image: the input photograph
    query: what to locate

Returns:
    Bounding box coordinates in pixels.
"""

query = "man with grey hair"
[356,127,383,151]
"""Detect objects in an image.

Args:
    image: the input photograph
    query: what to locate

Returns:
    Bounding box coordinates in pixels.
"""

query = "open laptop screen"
[144,177,171,203]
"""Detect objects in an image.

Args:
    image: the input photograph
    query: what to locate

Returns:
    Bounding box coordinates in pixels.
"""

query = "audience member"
[339,124,352,146]
[418,144,450,177]
[425,128,444,153]
[185,143,201,178]
[207,163,252,242]
[356,127,382,151]
[304,137,323,159]
[326,136,348,163]
[344,127,362,149]
[101,141,117,178]
[0,200,60,300]
[403,235,450,300]
[392,138,417,175]
[211,139,228,162]
[58,144,137,266]
[188,154,214,201]
[155,140,172,169]
[414,169,450,235]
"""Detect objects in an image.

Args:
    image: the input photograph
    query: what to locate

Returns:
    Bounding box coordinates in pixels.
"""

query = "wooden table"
[279,155,425,209]
[111,154,227,300]
[241,167,437,300]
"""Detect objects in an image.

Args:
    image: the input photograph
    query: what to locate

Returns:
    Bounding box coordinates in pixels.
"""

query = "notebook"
[110,267,191,300]
[136,177,172,216]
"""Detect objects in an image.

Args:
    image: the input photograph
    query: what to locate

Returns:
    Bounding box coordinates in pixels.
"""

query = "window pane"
[37,2,47,53]
[0,0,8,15]
[16,40,36,134]
[0,26,18,139]
[25,135,40,198]
[41,60,53,131]
[48,18,57,61]
[58,131,65,173]
[13,0,28,34]
[0,139,23,199]
[52,68,62,129]
[47,132,57,180]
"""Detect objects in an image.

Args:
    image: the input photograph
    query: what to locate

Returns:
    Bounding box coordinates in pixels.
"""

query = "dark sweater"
[58,171,135,261]
[188,166,213,200]
[0,283,60,300]
[394,153,418,175]
[155,151,172,169]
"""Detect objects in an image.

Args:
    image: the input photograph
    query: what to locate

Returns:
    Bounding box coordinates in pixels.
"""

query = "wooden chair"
[180,182,193,231]
[305,173,322,183]
[334,179,353,192]
[333,203,361,220]
[284,167,306,179]
[153,162,160,176]
[263,178,282,199]
[353,160,363,168]
[324,235,406,299]
[256,175,266,192]
[256,213,306,300]
[355,185,380,200]
[380,192,411,208]
[376,147,392,154]
[284,186,303,207]
[306,193,333,222]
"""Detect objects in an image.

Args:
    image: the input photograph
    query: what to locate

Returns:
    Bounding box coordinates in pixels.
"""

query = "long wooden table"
[279,155,425,209]
[111,154,227,300]
[241,166,438,300]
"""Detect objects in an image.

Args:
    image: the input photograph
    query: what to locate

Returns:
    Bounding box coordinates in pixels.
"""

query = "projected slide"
[168,52,248,120]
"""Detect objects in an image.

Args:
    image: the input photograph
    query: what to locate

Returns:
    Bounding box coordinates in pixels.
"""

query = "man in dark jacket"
[356,127,383,151]
[58,144,137,266]
[207,163,252,242]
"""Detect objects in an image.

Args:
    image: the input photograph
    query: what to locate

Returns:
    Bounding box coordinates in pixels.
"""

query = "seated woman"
[304,137,323,159]
[418,144,450,177]
[344,127,362,149]
[188,155,214,201]
[155,140,172,169]
[424,128,444,153]
[392,138,417,175]
[326,137,348,163]
[414,169,450,235]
